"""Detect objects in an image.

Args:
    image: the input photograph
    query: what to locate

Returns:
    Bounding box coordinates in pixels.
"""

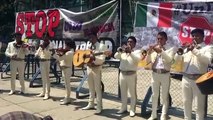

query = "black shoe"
[18,91,24,95]
[116,110,128,114]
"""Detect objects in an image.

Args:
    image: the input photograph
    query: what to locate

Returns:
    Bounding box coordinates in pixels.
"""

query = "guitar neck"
[94,52,104,56]
[84,52,104,58]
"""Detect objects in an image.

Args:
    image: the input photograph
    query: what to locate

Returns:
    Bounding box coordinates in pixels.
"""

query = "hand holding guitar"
[89,53,96,61]
[73,50,112,67]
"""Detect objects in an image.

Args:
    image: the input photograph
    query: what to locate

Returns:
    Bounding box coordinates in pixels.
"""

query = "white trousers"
[40,61,50,96]
[151,72,170,117]
[61,68,72,98]
[87,66,102,108]
[10,60,25,92]
[182,76,205,120]
[119,73,137,112]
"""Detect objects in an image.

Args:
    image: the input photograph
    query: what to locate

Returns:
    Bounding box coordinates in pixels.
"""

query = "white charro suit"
[86,42,107,111]
[114,49,142,114]
[174,43,213,120]
[146,46,175,119]
[35,42,54,99]
[5,41,29,93]
[53,49,74,102]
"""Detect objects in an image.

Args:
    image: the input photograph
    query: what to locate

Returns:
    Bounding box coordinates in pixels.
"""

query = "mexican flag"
[135,2,173,27]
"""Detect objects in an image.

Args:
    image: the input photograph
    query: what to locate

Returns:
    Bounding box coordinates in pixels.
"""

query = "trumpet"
[146,44,164,54]
[177,40,199,55]
[117,44,132,53]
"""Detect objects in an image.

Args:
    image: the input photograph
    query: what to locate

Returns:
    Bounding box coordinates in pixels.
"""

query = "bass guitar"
[196,71,213,95]
[73,50,112,67]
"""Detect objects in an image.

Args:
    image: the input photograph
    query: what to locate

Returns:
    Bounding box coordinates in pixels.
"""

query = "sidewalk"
[0,76,183,120]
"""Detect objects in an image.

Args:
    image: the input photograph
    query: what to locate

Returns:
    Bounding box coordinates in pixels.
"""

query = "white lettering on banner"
[64,21,82,31]
[182,26,190,38]
[51,39,114,51]
[181,26,211,39]
[179,16,213,44]
[174,2,212,15]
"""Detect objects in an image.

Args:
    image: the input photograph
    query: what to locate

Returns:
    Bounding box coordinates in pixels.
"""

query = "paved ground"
[0,72,185,120]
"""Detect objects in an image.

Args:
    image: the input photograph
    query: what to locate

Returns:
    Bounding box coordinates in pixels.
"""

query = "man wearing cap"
[5,32,29,95]
[175,29,213,120]
[35,33,54,100]
[82,32,107,114]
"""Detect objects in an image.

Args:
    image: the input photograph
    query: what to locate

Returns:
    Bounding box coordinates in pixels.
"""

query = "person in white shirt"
[175,29,213,120]
[114,36,142,117]
[5,32,29,95]
[53,40,75,105]
[35,33,54,100]
[82,32,107,114]
[146,32,176,120]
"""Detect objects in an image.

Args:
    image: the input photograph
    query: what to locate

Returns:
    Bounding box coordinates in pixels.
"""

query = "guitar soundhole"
[77,53,79,62]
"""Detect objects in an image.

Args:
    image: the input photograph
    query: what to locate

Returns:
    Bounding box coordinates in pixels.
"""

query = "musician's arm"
[128,50,142,63]
[34,47,41,57]
[114,52,121,59]
[192,45,213,64]
[93,44,107,65]
[23,47,30,55]
[53,51,74,61]
[5,43,13,57]
[160,47,176,64]
[145,53,151,64]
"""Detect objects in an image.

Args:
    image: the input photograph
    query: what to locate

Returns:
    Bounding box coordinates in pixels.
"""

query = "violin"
[55,48,70,56]
[13,41,28,49]
[40,40,50,50]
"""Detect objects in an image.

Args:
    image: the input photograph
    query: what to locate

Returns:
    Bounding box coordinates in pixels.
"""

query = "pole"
[119,0,122,46]
[81,0,83,12]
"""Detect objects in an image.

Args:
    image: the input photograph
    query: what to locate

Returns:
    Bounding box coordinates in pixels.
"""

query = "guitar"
[196,71,213,95]
[73,50,112,67]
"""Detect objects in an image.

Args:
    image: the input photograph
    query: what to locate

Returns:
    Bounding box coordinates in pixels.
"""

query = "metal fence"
[73,64,213,119]
[1,59,213,118]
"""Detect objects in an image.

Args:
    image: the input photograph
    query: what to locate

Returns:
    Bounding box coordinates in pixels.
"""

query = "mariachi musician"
[5,32,29,95]
[35,32,54,100]
[52,39,76,105]
[114,36,142,117]
[82,32,107,114]
[174,29,213,120]
[146,32,176,120]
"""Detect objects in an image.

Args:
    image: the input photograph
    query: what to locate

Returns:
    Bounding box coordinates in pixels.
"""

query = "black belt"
[120,70,136,75]
[11,58,25,61]
[40,59,51,62]
[183,73,202,80]
[60,66,71,70]
[87,63,102,67]
[153,69,169,74]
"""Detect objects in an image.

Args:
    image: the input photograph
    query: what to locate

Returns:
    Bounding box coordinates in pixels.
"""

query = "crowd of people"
[2,28,213,120]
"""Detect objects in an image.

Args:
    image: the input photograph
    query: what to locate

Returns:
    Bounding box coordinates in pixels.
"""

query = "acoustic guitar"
[196,71,213,95]
[73,50,112,67]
